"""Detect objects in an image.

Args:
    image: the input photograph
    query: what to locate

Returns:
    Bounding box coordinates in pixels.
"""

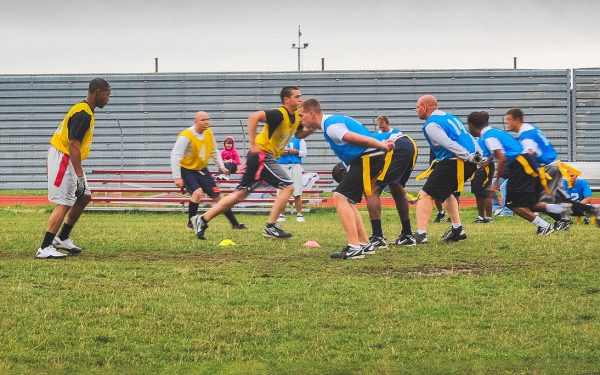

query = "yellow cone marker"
[218,239,236,246]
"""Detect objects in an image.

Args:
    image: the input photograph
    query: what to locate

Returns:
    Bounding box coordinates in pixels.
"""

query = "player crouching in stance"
[170,111,246,233]
[36,78,111,259]
[191,86,302,240]
[414,95,482,244]
[468,111,568,235]
[296,98,394,260]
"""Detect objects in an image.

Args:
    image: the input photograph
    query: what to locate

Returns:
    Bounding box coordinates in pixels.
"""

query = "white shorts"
[47,146,90,206]
[283,164,304,197]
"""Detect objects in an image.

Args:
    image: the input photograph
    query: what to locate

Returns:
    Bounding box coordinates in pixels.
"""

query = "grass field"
[1,205,599,374]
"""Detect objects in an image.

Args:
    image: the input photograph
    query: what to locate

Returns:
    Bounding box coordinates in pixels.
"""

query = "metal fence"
[0,69,585,190]
[572,68,600,161]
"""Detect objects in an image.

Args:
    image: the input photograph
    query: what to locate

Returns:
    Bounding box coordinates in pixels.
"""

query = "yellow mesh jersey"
[178,128,214,170]
[255,107,299,158]
[49,102,95,160]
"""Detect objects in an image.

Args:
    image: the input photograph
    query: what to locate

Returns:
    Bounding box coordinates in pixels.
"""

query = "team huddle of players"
[36,80,599,260]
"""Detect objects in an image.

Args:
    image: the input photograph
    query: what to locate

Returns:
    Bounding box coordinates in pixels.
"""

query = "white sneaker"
[296,214,305,222]
[35,245,67,259]
[53,237,82,255]
[277,214,286,222]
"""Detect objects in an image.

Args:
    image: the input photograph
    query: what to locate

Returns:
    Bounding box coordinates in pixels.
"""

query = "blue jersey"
[481,127,524,163]
[475,137,491,158]
[323,114,376,164]
[563,178,592,202]
[278,136,303,164]
[518,123,557,166]
[423,111,476,160]
[372,130,400,141]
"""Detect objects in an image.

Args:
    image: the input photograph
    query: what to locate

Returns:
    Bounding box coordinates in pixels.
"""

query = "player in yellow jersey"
[170,111,246,231]
[191,86,302,240]
[36,78,111,259]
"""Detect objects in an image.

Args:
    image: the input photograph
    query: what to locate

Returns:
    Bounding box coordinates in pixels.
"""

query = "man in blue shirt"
[505,108,599,229]
[414,95,482,244]
[296,98,394,260]
[278,136,308,222]
[468,111,559,235]
[564,171,594,224]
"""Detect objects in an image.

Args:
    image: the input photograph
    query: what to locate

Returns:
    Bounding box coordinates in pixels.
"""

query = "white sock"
[452,223,462,229]
[417,230,427,235]
[532,216,550,227]
[349,244,361,249]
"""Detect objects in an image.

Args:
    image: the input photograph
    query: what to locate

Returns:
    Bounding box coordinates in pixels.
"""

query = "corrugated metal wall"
[0,69,572,190]
[572,68,600,161]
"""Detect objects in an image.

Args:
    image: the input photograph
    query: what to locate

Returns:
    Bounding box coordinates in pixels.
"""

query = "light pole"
[291,25,309,76]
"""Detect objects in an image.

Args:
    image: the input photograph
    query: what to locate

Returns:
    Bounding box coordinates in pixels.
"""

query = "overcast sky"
[1,0,599,75]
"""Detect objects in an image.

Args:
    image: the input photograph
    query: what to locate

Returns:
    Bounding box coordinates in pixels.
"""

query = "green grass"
[1,206,599,373]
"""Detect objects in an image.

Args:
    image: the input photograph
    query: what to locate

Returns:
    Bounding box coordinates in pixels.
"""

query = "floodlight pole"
[291,25,309,77]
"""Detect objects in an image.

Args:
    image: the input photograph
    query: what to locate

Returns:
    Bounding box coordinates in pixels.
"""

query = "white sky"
[1,0,599,74]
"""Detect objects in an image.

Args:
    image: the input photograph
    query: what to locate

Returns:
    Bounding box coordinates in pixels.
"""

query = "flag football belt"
[361,149,391,197]
[469,165,492,186]
[415,158,472,193]
[538,160,581,195]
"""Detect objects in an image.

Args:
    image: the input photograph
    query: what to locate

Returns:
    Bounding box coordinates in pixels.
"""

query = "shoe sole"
[261,232,292,239]
[34,254,67,259]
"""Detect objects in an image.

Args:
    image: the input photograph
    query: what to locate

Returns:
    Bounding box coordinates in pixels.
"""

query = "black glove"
[75,176,88,198]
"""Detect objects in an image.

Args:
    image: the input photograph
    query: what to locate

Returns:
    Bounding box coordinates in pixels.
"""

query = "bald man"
[171,111,245,231]
[413,95,482,244]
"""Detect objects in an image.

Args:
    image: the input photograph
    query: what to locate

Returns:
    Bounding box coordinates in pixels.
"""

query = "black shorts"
[377,136,417,188]
[335,154,386,204]
[422,158,477,201]
[181,167,220,198]
[471,163,495,198]
[238,151,293,192]
[505,154,541,208]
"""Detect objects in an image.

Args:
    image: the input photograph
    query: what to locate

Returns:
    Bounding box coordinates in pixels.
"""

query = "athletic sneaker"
[553,220,570,232]
[277,214,286,222]
[583,217,591,225]
[35,245,67,259]
[433,211,446,223]
[393,233,416,246]
[361,242,376,255]
[232,223,248,230]
[191,214,208,240]
[537,224,555,236]
[52,237,82,255]
[262,223,292,239]
[441,226,467,243]
[368,235,388,249]
[414,232,428,244]
[484,217,494,223]
[296,214,305,223]
[330,245,364,260]
[474,216,486,224]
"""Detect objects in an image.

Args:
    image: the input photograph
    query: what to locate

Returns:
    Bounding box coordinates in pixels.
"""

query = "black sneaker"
[368,235,388,249]
[441,226,467,243]
[393,233,416,246]
[232,223,248,230]
[191,215,208,240]
[553,220,570,232]
[583,216,591,225]
[537,224,554,235]
[483,217,494,223]
[330,245,364,260]
[262,223,292,239]
[433,211,446,223]
[414,232,428,244]
[474,216,486,223]
[361,243,376,255]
